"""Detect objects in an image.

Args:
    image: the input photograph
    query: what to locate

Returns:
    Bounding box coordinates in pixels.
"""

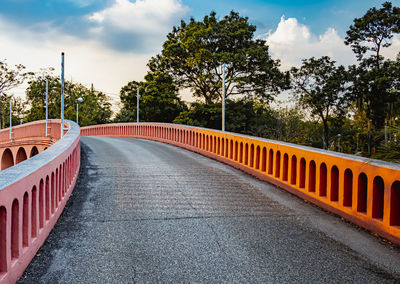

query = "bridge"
[0,121,399,282]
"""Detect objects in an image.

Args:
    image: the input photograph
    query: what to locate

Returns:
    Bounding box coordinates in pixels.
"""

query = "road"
[19,137,400,283]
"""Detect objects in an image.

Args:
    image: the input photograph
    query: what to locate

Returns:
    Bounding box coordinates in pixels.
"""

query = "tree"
[345,2,400,155]
[0,60,32,128]
[115,71,186,123]
[345,1,400,65]
[25,75,112,126]
[291,56,349,149]
[149,11,289,104]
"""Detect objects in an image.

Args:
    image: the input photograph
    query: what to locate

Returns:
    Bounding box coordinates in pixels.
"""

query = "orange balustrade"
[82,123,400,246]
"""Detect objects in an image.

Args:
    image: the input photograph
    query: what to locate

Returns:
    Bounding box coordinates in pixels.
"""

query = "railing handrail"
[82,122,400,170]
[0,120,79,190]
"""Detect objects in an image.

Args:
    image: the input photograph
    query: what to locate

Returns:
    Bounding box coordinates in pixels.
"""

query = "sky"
[1,0,399,107]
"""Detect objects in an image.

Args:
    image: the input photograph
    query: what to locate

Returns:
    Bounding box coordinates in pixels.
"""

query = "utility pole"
[61,52,65,137]
[9,100,12,140]
[46,79,49,136]
[222,63,226,132]
[137,88,139,123]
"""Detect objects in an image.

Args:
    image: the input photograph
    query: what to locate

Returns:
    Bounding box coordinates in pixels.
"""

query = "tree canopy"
[149,11,289,104]
[291,56,349,149]
[115,71,187,123]
[345,1,400,64]
[25,75,112,126]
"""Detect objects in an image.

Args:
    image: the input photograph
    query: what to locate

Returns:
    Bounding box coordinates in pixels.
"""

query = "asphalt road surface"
[19,137,400,283]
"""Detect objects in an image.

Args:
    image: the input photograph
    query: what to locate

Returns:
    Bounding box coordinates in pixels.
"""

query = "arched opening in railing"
[31,186,37,238]
[235,142,238,161]
[343,169,353,207]
[261,147,267,172]
[357,173,368,213]
[299,158,306,189]
[309,160,316,192]
[245,144,249,165]
[319,163,327,197]
[2,148,14,170]
[268,149,273,175]
[0,206,6,273]
[291,155,297,185]
[30,146,39,158]
[239,142,243,163]
[255,146,260,170]
[275,151,281,178]
[372,176,384,219]
[11,199,19,260]
[391,181,400,226]
[331,166,339,202]
[16,147,28,164]
[23,193,29,248]
[283,154,289,181]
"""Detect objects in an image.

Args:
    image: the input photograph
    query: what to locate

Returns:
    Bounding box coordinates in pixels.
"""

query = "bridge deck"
[20,137,400,283]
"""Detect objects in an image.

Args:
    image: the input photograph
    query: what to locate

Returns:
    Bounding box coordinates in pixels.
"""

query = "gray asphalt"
[19,137,400,283]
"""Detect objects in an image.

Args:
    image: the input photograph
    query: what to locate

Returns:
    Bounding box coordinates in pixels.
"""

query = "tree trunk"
[322,120,329,150]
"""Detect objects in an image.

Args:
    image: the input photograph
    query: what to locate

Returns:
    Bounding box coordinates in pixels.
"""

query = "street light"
[19,114,23,125]
[222,63,226,132]
[76,97,83,125]
[137,88,139,123]
[9,100,12,140]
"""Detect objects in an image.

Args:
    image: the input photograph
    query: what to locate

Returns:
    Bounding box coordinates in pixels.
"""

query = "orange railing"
[0,120,80,283]
[82,123,400,246]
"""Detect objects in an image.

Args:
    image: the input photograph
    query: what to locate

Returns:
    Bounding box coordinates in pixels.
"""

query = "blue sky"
[0,0,398,104]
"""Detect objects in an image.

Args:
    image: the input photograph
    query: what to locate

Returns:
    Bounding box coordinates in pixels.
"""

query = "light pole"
[45,79,49,136]
[222,63,226,132]
[137,88,139,123]
[19,114,23,125]
[76,97,83,125]
[61,52,65,137]
[9,100,12,140]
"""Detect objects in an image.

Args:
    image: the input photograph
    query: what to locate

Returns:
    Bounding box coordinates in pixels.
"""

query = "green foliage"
[345,2,400,62]
[25,75,112,126]
[115,71,187,123]
[291,56,349,149]
[149,11,289,104]
[0,60,32,128]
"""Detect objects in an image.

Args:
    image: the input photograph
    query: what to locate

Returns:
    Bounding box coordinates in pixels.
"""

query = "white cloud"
[265,16,356,69]
[88,0,188,48]
[265,16,400,70]
[0,17,151,111]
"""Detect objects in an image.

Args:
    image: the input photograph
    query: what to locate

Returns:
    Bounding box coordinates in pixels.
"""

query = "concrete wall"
[0,120,80,283]
[82,123,400,246]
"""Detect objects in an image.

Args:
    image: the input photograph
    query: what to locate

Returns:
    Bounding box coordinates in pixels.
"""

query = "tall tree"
[291,56,349,149]
[149,11,289,104]
[345,2,400,154]
[115,71,186,123]
[345,1,400,65]
[0,60,32,128]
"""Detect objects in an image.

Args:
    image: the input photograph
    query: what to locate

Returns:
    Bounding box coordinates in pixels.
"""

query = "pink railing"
[0,120,80,283]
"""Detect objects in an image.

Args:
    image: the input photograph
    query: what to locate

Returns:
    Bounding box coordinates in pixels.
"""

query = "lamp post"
[137,88,139,123]
[222,63,226,132]
[9,100,12,140]
[19,114,23,125]
[61,52,65,137]
[45,79,49,136]
[76,97,83,125]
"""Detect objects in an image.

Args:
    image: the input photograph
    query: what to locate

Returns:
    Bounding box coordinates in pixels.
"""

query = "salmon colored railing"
[82,123,400,246]
[0,120,80,283]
